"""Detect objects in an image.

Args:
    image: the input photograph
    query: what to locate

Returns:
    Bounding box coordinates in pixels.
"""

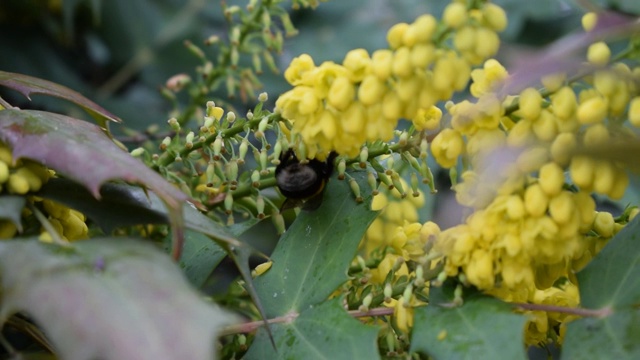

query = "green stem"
[176,0,274,127]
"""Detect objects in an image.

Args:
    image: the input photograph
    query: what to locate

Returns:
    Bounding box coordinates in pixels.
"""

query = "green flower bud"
[224,192,234,214]
[349,178,363,203]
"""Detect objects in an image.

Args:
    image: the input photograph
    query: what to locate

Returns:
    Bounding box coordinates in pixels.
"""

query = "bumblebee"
[275,150,337,211]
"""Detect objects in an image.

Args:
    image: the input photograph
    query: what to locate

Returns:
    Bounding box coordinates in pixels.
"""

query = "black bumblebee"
[275,150,337,211]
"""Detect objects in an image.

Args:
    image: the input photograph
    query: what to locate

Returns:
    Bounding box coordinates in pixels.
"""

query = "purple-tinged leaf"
[497,12,640,97]
[0,238,234,360]
[0,109,188,258]
[0,71,120,125]
[0,109,185,206]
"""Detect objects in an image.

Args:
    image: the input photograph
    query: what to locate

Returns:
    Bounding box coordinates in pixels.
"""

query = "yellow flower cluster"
[0,142,50,196]
[276,2,506,159]
[39,199,89,242]
[430,23,640,343]
[0,141,88,241]
[363,179,425,258]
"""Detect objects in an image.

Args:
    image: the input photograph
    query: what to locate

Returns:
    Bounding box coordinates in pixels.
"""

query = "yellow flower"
[327,76,355,111]
[370,253,409,284]
[443,2,468,29]
[518,88,543,120]
[392,296,414,333]
[430,129,464,168]
[412,106,442,131]
[358,75,386,105]
[284,54,316,85]
[465,248,494,290]
[342,48,371,82]
[582,12,597,31]
[470,59,508,97]
[482,3,507,32]
[587,41,611,66]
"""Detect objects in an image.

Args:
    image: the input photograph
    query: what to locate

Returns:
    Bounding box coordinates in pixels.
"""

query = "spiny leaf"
[0,238,235,360]
[563,309,640,359]
[0,71,120,125]
[0,109,188,257]
[411,287,527,360]
[0,109,181,203]
[577,217,640,309]
[244,299,380,360]
[254,171,377,317]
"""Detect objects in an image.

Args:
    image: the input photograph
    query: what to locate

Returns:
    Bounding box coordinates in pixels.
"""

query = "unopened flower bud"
[259,149,268,175]
[168,117,180,131]
[212,136,223,160]
[367,172,378,195]
[359,293,373,312]
[130,147,145,157]
[402,284,413,307]
[391,172,406,198]
[359,147,368,168]
[337,159,346,180]
[227,161,238,185]
[160,136,171,151]
[349,178,363,203]
[410,173,420,197]
[224,192,234,214]
[251,170,261,187]
[385,157,395,176]
[238,139,249,165]
[384,283,393,303]
[398,132,408,147]
[271,141,282,165]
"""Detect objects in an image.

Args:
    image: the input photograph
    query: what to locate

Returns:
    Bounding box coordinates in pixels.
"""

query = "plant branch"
[219,306,396,337]
[513,302,612,318]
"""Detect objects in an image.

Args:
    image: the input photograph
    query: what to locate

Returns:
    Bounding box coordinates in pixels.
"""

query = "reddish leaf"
[0,109,188,257]
[0,109,184,205]
[0,71,120,125]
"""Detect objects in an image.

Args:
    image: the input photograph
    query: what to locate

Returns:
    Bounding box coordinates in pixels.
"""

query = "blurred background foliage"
[4,0,637,131]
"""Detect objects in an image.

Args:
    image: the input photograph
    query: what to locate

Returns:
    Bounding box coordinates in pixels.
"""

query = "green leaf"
[244,299,380,360]
[170,229,227,288]
[577,217,640,309]
[0,238,234,360]
[254,171,378,317]
[563,309,640,359]
[411,288,527,360]
[0,71,120,125]
[0,195,26,231]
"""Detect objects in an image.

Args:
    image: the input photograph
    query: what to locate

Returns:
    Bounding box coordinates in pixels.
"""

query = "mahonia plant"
[2,0,640,359]
[151,0,640,357]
